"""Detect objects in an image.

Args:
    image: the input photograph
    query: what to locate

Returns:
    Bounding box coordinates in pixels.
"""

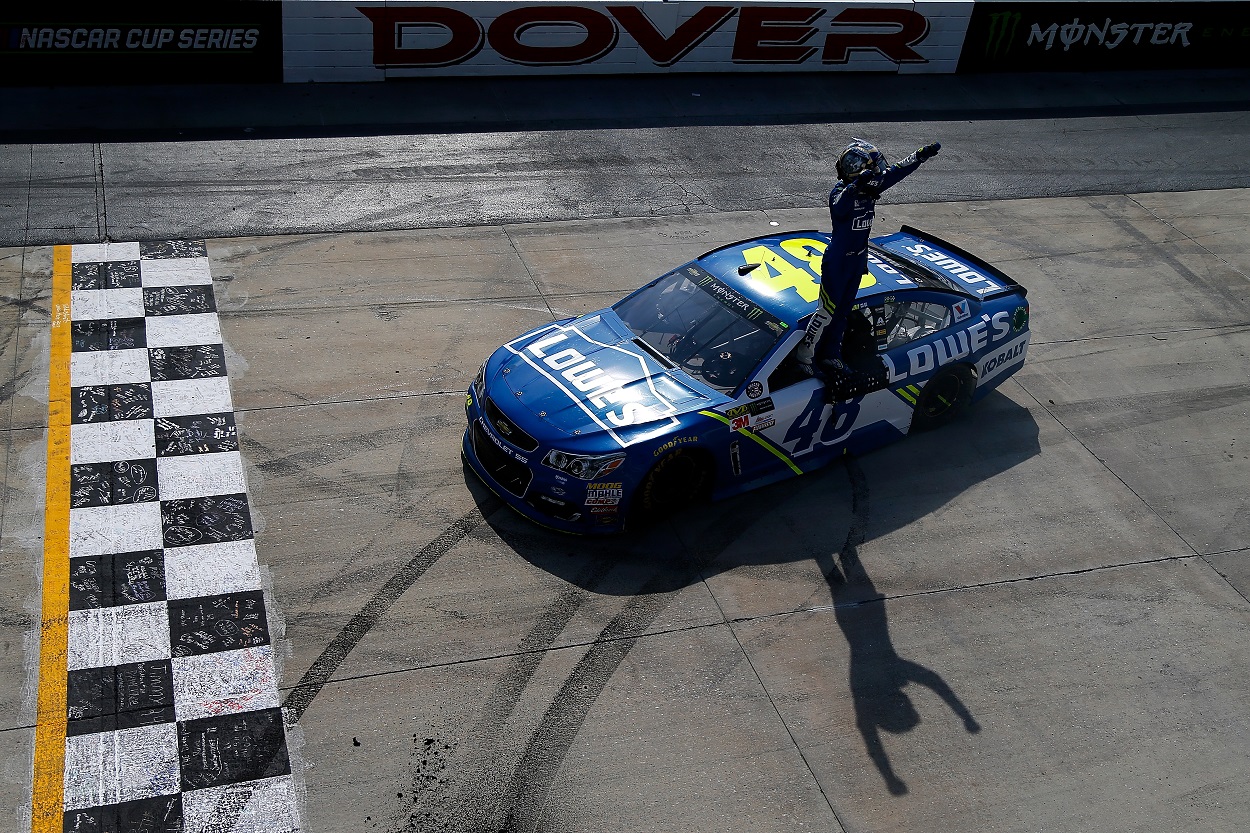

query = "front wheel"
[631,449,711,525]
[910,364,976,431]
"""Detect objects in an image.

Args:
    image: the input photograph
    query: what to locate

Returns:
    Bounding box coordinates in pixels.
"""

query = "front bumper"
[462,392,627,535]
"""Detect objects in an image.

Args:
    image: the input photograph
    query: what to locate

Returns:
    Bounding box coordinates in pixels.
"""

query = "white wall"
[282,1,976,81]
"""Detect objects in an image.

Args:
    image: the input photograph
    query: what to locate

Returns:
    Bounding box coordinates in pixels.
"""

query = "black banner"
[0,2,282,86]
[959,1,1250,72]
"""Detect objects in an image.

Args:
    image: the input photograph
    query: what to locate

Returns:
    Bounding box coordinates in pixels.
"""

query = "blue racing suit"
[798,145,937,370]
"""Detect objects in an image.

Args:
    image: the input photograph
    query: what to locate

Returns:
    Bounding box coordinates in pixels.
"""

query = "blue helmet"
[836,138,887,182]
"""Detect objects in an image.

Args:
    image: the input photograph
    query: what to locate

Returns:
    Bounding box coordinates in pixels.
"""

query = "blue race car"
[463,226,1030,534]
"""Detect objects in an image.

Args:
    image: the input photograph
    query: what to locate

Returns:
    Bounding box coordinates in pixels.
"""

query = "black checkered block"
[61,241,299,833]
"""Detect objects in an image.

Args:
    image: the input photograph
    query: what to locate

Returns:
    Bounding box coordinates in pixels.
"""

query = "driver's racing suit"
[797,145,938,374]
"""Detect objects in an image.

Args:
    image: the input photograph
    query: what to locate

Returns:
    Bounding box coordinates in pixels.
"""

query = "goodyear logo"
[653,436,699,457]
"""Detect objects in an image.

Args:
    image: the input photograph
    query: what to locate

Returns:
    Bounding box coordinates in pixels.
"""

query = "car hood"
[495,313,721,447]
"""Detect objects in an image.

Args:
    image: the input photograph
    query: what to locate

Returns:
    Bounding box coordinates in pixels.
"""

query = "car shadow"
[467,388,1040,586]
[462,388,1039,793]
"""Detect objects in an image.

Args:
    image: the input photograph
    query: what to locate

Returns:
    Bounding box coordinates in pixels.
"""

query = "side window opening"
[882,299,951,349]
[767,308,880,392]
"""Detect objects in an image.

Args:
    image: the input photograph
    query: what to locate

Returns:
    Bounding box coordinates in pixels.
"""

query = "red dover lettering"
[356,4,932,69]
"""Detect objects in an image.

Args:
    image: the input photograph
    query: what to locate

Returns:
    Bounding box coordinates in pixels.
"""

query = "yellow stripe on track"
[32,246,72,833]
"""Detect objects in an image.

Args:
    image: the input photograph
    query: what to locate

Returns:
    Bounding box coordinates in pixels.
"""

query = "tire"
[910,364,976,431]
[632,449,712,524]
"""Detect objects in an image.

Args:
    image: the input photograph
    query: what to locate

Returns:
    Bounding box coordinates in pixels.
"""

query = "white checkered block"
[61,240,300,833]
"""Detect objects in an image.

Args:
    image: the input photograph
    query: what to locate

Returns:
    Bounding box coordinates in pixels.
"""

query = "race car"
[463,226,1030,534]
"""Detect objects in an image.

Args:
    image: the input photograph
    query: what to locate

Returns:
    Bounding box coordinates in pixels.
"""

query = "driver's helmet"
[836,139,887,183]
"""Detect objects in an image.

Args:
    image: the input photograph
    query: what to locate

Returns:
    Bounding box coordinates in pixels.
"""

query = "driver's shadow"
[817,535,981,795]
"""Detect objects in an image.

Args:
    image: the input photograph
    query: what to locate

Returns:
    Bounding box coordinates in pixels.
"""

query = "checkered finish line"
[47,241,300,833]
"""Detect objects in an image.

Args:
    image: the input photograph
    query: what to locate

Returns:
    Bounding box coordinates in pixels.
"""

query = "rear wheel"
[910,364,976,431]
[631,449,711,525]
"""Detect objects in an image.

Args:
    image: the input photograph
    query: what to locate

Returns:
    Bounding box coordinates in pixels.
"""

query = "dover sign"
[283,1,973,79]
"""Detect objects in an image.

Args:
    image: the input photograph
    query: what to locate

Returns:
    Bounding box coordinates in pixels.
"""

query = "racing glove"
[917,141,941,161]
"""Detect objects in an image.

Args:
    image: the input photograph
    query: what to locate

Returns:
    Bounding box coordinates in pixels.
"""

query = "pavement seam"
[90,143,106,242]
[720,611,850,832]
[1201,551,1250,608]
[216,288,620,316]
[1009,377,1203,557]
[502,225,559,323]
[230,388,467,415]
[673,504,849,830]
[1126,194,1250,283]
[0,542,1218,741]
[1030,322,1250,347]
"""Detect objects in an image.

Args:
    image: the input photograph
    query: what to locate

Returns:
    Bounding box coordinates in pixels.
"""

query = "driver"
[797,138,941,379]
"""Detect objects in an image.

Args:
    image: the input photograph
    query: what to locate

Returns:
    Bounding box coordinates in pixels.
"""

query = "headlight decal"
[542,449,626,481]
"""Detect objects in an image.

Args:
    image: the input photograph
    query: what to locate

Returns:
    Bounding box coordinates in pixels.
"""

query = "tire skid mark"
[496,505,777,833]
[283,501,501,724]
[399,556,619,833]
[1099,197,1250,315]
[473,558,618,734]
[499,577,676,833]
[273,439,472,628]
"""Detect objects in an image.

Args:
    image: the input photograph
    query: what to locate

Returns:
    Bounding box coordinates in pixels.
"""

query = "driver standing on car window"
[797,138,942,378]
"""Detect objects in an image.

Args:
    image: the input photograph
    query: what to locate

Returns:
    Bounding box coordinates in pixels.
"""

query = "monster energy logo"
[984,10,1022,58]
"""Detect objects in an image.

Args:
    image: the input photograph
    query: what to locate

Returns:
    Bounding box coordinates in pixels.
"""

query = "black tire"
[910,364,976,431]
[631,449,712,524]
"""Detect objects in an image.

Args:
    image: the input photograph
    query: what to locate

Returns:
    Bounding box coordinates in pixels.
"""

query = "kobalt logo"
[978,332,1030,384]
[524,327,677,429]
[883,311,1013,382]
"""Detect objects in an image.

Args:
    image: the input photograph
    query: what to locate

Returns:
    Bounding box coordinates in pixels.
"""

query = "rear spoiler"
[896,225,1027,299]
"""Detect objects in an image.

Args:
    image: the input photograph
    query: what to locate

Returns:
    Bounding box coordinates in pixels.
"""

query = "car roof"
[693,230,935,328]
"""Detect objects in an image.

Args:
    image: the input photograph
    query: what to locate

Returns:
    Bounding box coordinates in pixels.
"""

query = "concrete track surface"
[2,71,1250,833]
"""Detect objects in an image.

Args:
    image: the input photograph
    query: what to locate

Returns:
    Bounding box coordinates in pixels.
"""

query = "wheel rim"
[923,373,966,418]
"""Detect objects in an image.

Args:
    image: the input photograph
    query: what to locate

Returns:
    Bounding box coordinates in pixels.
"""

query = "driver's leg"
[795,306,832,375]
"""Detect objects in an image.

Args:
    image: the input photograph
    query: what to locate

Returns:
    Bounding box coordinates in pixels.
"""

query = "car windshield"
[612,264,787,394]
